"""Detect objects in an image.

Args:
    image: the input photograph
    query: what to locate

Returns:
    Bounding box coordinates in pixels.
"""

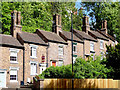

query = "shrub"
[39,56,111,79]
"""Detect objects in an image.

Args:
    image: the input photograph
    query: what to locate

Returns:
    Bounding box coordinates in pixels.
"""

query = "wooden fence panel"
[34,78,120,89]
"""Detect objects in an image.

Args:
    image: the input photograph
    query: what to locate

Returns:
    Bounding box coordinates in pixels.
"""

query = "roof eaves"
[0,44,24,49]
[24,41,48,46]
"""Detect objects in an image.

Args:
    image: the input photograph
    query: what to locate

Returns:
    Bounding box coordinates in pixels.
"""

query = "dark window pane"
[10,56,17,61]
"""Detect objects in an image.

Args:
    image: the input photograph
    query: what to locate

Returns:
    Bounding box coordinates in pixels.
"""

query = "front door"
[52,61,56,67]
[0,71,6,87]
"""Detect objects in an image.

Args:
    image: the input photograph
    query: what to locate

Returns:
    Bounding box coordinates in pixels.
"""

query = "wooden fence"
[33,78,120,89]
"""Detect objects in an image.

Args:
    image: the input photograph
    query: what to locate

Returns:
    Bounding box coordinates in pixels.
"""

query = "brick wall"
[0,46,23,88]
[24,43,47,84]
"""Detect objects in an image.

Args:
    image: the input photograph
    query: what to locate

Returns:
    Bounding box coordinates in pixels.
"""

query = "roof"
[37,30,67,44]
[18,32,47,45]
[89,30,109,41]
[61,31,83,43]
[73,30,97,42]
[0,34,23,48]
[97,30,115,42]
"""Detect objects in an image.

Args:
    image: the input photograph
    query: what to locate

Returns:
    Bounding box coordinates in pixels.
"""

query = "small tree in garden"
[105,43,120,79]
[39,56,110,79]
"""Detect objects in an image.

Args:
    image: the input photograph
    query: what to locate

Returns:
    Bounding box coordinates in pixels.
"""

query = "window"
[101,52,104,60]
[30,63,37,75]
[100,40,104,49]
[90,53,95,60]
[58,45,63,56]
[10,48,19,63]
[73,57,77,64]
[58,60,63,66]
[10,69,18,82]
[73,45,77,53]
[90,42,94,51]
[30,45,38,58]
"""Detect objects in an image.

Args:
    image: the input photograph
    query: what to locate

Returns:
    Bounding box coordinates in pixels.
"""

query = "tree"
[1,2,83,34]
[105,43,120,79]
[81,2,120,42]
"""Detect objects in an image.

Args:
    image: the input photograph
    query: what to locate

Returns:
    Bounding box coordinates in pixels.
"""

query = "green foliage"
[1,2,83,34]
[105,43,120,79]
[81,2,120,42]
[39,56,111,79]
[39,65,72,79]
[74,56,111,79]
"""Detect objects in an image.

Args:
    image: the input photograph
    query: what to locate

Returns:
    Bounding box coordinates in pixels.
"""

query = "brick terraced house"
[0,10,118,88]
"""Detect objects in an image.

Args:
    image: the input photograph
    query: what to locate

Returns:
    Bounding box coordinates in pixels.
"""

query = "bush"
[73,56,111,79]
[105,43,120,79]
[39,56,111,79]
[38,64,72,79]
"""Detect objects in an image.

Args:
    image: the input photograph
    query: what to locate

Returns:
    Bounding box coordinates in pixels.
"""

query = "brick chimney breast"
[52,14,62,35]
[11,10,22,38]
[82,16,90,34]
[101,20,107,34]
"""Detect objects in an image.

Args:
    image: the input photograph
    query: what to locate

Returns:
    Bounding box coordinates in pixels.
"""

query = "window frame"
[90,42,94,52]
[100,40,104,49]
[58,60,63,66]
[10,48,19,64]
[30,45,38,59]
[58,45,64,56]
[9,67,19,82]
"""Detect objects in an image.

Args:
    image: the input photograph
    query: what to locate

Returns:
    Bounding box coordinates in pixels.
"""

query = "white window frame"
[30,45,38,59]
[58,60,63,66]
[73,57,77,64]
[58,45,64,56]
[90,53,95,60]
[10,48,19,64]
[30,61,37,76]
[9,67,19,82]
[100,51,104,60]
[90,42,94,52]
[73,44,77,53]
[100,40,104,49]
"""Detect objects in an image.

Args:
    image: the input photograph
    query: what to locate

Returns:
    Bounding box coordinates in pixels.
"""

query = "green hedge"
[38,56,111,79]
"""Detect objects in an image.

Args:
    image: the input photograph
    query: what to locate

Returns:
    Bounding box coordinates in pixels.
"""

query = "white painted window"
[58,45,63,56]
[73,57,77,64]
[10,48,19,63]
[30,62,37,75]
[30,45,38,58]
[100,40,104,49]
[73,45,77,53]
[90,42,94,51]
[58,60,63,66]
[101,52,104,60]
[10,69,18,82]
[90,53,95,60]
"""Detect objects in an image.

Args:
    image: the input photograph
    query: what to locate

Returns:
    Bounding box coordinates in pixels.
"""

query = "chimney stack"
[101,20,107,34]
[82,16,90,34]
[11,10,22,38]
[52,14,62,35]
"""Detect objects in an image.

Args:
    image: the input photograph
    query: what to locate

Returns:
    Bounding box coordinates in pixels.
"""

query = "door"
[52,61,56,67]
[0,71,6,87]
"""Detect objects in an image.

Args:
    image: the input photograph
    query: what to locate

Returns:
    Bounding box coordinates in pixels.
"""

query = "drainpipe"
[23,47,25,84]
[83,40,85,59]
[46,42,49,67]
